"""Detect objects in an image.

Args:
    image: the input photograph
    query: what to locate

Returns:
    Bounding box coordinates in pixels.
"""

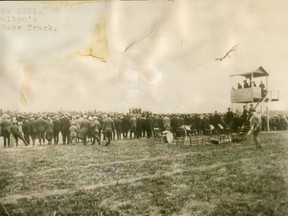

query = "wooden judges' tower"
[230,66,279,131]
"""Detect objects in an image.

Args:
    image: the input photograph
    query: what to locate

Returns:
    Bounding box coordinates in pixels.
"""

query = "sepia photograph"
[0,0,288,215]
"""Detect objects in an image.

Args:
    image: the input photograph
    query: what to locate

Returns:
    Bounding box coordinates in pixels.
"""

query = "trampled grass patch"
[0,132,288,215]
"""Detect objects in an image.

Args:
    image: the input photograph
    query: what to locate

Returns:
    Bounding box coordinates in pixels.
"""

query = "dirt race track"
[1,132,288,216]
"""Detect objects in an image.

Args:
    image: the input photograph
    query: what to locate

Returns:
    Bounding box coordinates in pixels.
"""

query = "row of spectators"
[0,108,287,147]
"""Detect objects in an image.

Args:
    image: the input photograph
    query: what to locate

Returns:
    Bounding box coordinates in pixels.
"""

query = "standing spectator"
[248,104,255,121]
[2,115,11,147]
[280,115,287,130]
[275,116,281,131]
[233,114,243,132]
[202,114,211,135]
[75,115,82,132]
[259,81,266,98]
[11,121,29,146]
[102,114,115,146]
[259,81,265,89]
[78,115,90,145]
[114,115,123,140]
[152,114,161,136]
[146,114,153,138]
[92,116,101,145]
[269,117,276,131]
[69,121,78,144]
[122,114,130,139]
[242,105,248,125]
[171,115,178,134]
[141,115,148,138]
[136,115,142,138]
[193,114,202,135]
[45,117,54,144]
[17,117,24,135]
[212,111,222,134]
[225,108,234,130]
[179,115,184,128]
[162,115,171,131]
[129,114,137,139]
[53,115,61,144]
[243,80,249,88]
[249,109,262,149]
[37,115,46,145]
[261,115,268,131]
[22,117,31,145]
[88,116,95,142]
[111,114,116,140]
[60,114,70,144]
[30,116,38,145]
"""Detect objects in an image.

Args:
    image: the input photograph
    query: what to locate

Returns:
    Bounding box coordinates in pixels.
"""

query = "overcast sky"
[0,0,287,113]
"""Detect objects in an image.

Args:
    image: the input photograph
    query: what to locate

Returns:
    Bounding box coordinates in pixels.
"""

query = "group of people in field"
[0,107,287,148]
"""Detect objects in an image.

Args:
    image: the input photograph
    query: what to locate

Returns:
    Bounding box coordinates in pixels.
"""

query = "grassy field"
[0,132,288,216]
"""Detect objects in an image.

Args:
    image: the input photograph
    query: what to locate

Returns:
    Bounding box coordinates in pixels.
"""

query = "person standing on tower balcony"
[243,80,249,88]
[259,81,266,98]
[237,83,242,89]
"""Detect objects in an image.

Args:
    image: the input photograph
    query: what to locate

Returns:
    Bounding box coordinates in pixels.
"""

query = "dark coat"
[2,119,11,134]
[53,119,61,134]
[36,118,46,132]
[122,116,130,133]
[102,117,115,133]
[22,120,31,135]
[78,119,90,139]
[114,118,123,131]
[60,117,70,132]
[30,119,38,135]
[11,125,22,137]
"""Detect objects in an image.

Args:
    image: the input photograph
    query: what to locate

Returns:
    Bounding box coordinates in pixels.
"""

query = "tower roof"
[230,66,269,78]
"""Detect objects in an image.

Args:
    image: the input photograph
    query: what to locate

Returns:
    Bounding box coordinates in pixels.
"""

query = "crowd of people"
[0,107,287,147]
